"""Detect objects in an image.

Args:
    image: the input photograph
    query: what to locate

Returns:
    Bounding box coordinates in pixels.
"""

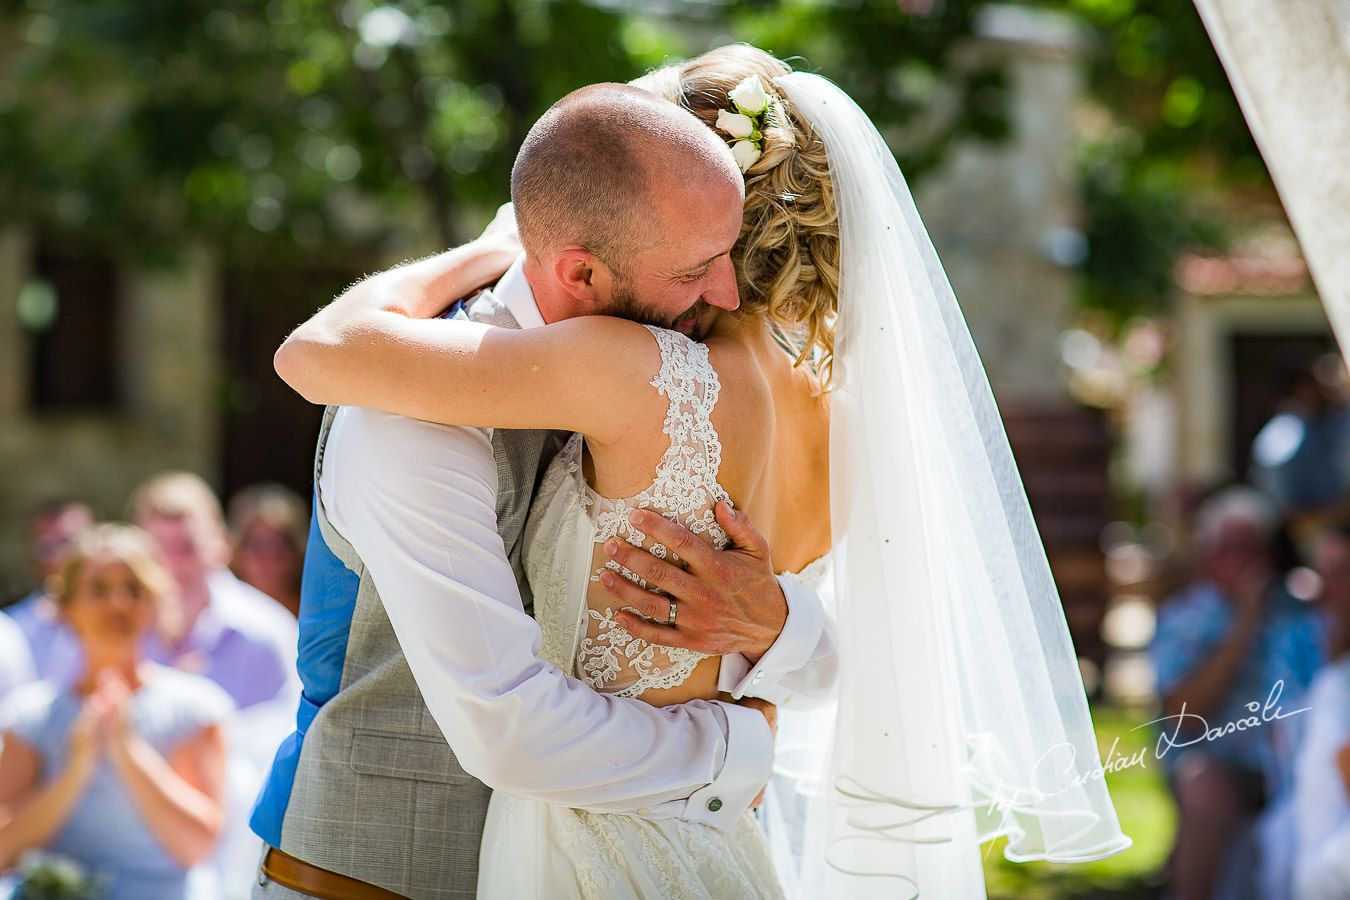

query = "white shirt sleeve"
[0,614,35,700]
[717,575,837,709]
[1293,663,1350,900]
[321,407,773,828]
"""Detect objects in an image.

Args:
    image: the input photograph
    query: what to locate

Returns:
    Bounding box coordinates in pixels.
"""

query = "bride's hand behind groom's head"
[475,202,519,255]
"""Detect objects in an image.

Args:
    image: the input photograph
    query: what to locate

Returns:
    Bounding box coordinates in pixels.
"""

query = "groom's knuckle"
[666,528,698,554]
[680,575,709,602]
[706,558,734,585]
[672,573,699,600]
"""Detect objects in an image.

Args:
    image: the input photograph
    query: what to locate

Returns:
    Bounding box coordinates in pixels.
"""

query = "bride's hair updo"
[634,45,841,383]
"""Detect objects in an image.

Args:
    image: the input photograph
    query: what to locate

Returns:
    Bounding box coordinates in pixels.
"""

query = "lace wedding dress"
[476,325,789,899]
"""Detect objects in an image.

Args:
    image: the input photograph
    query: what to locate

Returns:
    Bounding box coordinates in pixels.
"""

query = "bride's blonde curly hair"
[634,45,840,385]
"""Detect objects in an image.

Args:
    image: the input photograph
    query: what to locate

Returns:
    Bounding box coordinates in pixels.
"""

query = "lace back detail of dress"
[576,326,731,698]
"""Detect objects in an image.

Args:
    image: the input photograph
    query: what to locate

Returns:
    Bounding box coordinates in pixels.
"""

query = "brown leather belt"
[261,846,411,900]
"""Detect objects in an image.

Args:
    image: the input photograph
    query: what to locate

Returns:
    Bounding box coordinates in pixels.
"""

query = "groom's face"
[598,170,743,339]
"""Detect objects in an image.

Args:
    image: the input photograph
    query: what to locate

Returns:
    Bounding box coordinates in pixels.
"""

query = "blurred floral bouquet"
[11,852,103,900]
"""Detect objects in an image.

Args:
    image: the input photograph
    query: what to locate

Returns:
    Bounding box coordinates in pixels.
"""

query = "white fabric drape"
[766,71,1132,898]
[1191,0,1350,349]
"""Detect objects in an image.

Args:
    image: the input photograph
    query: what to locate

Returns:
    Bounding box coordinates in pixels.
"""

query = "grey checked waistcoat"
[275,291,549,900]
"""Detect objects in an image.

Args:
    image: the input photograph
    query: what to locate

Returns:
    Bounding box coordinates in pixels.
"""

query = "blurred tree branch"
[1,0,1007,259]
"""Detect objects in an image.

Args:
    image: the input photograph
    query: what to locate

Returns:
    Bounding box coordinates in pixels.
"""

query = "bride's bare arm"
[274,247,662,447]
[277,307,655,439]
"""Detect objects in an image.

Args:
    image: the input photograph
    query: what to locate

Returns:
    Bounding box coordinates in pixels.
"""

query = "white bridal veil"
[764,71,1132,898]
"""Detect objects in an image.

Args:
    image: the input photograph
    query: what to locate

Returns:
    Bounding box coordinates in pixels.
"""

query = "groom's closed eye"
[675,249,732,284]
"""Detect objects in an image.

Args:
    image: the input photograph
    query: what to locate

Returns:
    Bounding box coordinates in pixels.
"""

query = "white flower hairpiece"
[717,74,771,173]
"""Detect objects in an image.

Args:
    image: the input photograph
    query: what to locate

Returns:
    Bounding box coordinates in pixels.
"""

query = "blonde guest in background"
[128,472,300,712]
[129,472,302,900]
[0,524,231,900]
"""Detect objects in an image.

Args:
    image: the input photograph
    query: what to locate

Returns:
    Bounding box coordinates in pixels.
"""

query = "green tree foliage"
[713,0,1010,177]
[1036,0,1267,321]
[2,0,661,256]
[0,0,1005,257]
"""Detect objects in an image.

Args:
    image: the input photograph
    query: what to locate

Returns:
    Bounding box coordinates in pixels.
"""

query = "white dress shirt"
[318,258,834,828]
[1294,654,1350,900]
[0,611,35,701]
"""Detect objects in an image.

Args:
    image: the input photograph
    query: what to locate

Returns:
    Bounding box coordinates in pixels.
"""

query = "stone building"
[0,235,221,597]
[1172,248,1333,491]
[919,5,1117,673]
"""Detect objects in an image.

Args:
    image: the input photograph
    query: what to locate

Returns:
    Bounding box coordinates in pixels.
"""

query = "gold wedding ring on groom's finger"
[668,600,678,626]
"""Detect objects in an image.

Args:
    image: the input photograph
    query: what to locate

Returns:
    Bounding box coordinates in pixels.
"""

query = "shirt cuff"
[718,574,823,706]
[681,701,774,829]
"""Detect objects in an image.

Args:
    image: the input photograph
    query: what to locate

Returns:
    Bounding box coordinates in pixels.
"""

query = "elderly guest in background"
[1150,486,1324,900]
[226,483,308,618]
[3,501,95,684]
[0,524,230,900]
[1293,526,1350,900]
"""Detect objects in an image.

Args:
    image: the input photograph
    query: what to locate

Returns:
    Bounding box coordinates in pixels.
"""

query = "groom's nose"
[703,254,740,311]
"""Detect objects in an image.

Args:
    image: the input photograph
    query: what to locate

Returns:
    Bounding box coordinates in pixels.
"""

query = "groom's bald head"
[511,83,741,275]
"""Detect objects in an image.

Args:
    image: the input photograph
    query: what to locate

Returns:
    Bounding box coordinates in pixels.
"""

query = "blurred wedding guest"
[225,483,307,618]
[1250,360,1350,545]
[1292,526,1350,900]
[0,616,34,701]
[128,472,299,712]
[0,523,230,900]
[1150,486,1324,900]
[4,501,95,683]
[128,471,299,899]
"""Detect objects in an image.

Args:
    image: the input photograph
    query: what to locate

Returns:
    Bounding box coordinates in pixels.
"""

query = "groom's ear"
[551,248,610,309]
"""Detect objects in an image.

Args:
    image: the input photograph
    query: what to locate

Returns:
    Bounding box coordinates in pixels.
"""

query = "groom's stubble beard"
[602,280,667,328]
[602,279,711,338]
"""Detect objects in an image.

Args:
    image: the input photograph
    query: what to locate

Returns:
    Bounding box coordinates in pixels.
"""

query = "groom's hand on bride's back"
[600,502,787,663]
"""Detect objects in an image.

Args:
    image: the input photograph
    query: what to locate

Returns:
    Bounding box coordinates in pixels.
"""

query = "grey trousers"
[250,870,316,900]
[248,844,320,900]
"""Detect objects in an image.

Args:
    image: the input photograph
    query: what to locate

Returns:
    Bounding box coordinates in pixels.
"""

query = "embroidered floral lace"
[526,325,730,699]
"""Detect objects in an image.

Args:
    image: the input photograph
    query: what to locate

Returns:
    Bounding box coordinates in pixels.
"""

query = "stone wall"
[0,229,220,599]
[917,4,1086,408]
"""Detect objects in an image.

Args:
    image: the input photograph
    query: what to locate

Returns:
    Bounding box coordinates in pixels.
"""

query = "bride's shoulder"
[701,334,774,467]
[639,326,769,401]
[703,334,771,405]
